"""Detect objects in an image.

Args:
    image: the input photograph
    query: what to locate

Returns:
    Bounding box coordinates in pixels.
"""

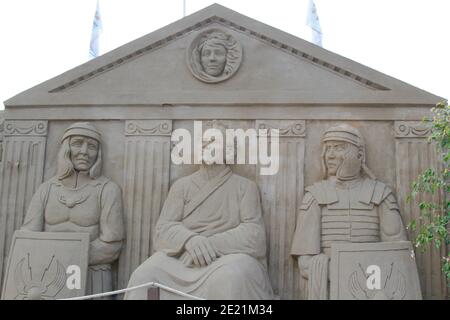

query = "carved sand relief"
[291,124,421,299]
[124,121,273,300]
[18,123,125,296]
[347,262,406,300]
[0,120,48,287]
[330,242,422,300]
[0,5,442,300]
[2,231,89,300]
[187,28,243,83]
[0,115,3,162]
[13,253,66,300]
[394,121,446,299]
[118,120,172,289]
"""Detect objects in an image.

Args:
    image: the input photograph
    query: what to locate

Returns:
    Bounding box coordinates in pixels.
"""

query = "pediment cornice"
[50,15,388,93]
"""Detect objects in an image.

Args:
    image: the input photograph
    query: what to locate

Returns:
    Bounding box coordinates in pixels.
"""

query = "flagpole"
[183,0,186,17]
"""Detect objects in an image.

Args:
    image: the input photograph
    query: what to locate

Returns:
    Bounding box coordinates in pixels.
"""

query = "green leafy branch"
[408,101,450,284]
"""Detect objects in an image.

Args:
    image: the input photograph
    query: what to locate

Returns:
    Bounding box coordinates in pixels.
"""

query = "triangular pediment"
[5,4,442,107]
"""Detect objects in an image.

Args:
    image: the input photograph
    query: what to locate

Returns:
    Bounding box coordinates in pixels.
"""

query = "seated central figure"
[124,121,273,300]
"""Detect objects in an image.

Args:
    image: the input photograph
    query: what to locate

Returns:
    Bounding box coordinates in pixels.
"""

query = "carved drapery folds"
[256,120,306,299]
[0,120,48,286]
[394,121,448,299]
[118,120,172,289]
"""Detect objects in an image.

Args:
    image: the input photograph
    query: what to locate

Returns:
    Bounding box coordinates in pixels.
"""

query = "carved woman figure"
[21,122,125,295]
[188,29,242,83]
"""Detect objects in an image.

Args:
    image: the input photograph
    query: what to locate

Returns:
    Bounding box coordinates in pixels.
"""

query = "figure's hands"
[184,236,217,267]
[180,251,195,267]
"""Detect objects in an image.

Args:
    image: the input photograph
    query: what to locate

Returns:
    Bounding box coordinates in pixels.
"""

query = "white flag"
[306,0,322,47]
[89,0,103,59]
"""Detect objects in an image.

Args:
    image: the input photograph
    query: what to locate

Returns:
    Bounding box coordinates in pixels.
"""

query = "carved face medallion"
[200,41,227,76]
[69,136,99,172]
[188,28,242,83]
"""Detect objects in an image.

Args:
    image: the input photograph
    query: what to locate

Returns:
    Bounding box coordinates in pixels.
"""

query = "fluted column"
[394,121,448,299]
[118,120,172,289]
[0,120,48,286]
[255,120,306,299]
[0,115,4,162]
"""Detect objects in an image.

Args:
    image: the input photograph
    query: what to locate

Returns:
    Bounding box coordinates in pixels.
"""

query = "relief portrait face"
[69,136,99,172]
[200,41,227,77]
[324,140,356,175]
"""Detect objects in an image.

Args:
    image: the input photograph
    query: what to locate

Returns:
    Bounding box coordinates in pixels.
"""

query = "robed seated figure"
[125,122,273,300]
[291,124,408,299]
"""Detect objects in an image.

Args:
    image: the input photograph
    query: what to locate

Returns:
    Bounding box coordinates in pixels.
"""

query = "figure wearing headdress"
[291,124,407,299]
[22,122,125,295]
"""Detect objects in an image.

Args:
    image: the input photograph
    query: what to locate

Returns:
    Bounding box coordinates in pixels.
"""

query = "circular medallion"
[187,28,243,83]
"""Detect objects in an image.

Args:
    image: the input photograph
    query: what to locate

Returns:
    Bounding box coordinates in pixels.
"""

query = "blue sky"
[0,0,448,108]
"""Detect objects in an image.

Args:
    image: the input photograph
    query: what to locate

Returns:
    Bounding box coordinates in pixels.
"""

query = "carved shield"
[330,241,422,300]
[1,231,89,300]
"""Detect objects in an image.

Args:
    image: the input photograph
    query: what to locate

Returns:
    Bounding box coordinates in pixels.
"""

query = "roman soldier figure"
[291,124,407,299]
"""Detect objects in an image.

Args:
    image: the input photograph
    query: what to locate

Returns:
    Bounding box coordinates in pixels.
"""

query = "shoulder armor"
[299,192,315,211]
[305,182,323,204]
[306,180,338,205]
